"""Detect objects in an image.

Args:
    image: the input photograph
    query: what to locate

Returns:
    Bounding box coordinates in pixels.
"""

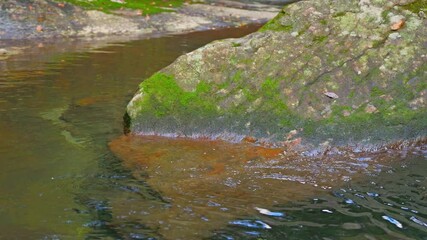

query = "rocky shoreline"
[0,0,284,60]
[0,0,280,40]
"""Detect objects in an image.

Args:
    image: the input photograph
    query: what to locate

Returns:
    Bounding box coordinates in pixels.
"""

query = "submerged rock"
[109,134,413,239]
[127,0,427,148]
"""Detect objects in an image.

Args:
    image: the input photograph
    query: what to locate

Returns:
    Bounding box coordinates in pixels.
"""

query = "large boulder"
[127,0,427,149]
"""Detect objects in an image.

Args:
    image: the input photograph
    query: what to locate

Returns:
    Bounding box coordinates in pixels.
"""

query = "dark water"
[0,25,426,240]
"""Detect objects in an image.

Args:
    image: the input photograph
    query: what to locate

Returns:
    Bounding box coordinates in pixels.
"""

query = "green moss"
[56,0,191,14]
[133,71,292,138]
[319,19,328,25]
[332,12,347,18]
[136,73,217,118]
[298,27,308,36]
[381,10,390,22]
[231,70,243,84]
[229,56,238,65]
[259,12,293,32]
[313,35,328,43]
[402,0,427,14]
[416,80,427,92]
[258,78,289,118]
[370,86,385,97]
[231,42,242,47]
[331,105,352,115]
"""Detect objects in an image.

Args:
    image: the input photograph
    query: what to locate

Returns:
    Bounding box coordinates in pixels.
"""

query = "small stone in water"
[382,215,403,229]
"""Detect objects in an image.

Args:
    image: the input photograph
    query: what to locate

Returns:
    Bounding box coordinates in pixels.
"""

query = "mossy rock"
[56,0,188,14]
[127,0,427,148]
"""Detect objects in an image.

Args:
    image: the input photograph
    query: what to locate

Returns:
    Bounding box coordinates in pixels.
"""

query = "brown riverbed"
[109,134,426,239]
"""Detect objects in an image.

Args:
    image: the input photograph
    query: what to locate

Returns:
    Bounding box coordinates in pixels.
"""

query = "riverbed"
[0,25,426,239]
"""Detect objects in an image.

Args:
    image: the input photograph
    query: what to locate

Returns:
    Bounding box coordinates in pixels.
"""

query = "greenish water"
[0,25,426,240]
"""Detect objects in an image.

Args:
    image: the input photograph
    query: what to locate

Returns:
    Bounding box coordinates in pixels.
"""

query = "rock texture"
[127,0,427,148]
[0,0,279,39]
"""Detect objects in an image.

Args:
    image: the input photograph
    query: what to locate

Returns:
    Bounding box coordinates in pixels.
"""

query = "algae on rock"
[127,0,427,148]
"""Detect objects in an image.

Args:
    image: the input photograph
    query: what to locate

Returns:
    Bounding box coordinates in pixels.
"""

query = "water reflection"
[0,25,262,239]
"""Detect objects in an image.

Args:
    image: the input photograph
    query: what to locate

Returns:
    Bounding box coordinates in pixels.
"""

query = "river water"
[0,25,426,240]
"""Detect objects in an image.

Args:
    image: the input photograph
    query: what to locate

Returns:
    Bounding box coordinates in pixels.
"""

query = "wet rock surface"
[127,0,427,149]
[0,0,280,39]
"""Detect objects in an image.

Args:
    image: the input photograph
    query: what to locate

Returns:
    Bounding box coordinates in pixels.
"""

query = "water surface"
[0,25,426,240]
[0,25,262,239]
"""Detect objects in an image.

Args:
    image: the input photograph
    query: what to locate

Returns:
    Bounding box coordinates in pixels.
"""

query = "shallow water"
[0,25,426,240]
[109,135,427,240]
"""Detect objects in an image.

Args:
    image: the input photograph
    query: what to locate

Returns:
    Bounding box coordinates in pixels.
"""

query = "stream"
[0,25,426,240]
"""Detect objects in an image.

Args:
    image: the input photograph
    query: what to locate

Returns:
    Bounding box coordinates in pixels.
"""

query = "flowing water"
[0,25,426,240]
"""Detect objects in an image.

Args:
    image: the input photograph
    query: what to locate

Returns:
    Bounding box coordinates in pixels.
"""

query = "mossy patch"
[135,73,217,118]
[402,0,427,14]
[313,35,328,44]
[130,73,300,139]
[259,11,293,32]
[56,0,192,14]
